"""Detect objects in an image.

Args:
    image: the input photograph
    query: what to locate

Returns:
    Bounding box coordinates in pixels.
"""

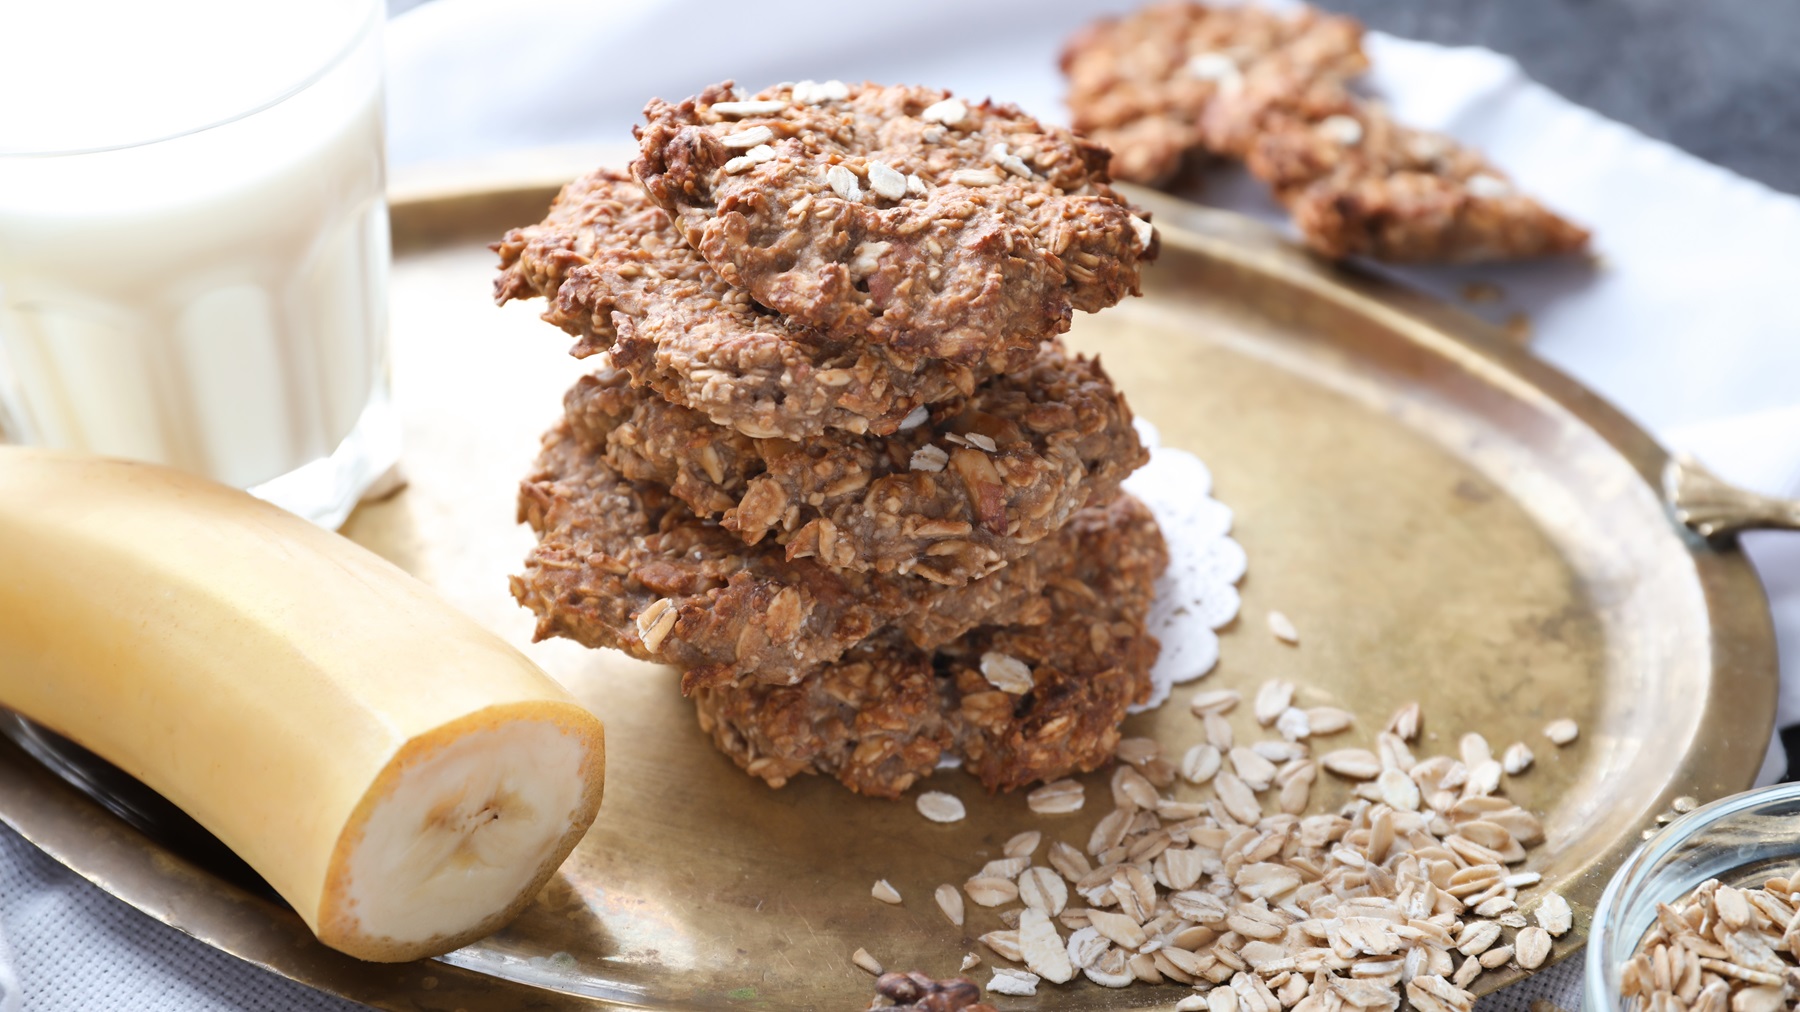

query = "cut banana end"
[322,709,604,962]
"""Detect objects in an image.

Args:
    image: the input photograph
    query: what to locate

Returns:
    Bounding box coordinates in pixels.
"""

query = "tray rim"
[0,164,1778,1011]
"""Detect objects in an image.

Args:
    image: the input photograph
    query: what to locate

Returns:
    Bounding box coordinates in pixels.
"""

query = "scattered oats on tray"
[917,792,968,824]
[910,686,1573,1004]
[852,946,885,976]
[987,967,1041,996]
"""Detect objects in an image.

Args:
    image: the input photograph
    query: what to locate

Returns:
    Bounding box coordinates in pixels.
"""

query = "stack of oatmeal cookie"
[1063,2,1590,262]
[494,80,1168,798]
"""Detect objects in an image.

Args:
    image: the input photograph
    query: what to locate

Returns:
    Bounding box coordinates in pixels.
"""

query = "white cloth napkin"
[5,1,1797,1008]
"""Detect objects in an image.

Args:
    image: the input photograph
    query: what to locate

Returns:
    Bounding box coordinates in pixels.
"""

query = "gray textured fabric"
[0,897,18,1012]
[0,829,364,1011]
[1478,955,1586,1012]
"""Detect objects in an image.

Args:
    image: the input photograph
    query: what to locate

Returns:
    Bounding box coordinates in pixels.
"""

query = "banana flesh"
[328,715,595,956]
[0,448,606,962]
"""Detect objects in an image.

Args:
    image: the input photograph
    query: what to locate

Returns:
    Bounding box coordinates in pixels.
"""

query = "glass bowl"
[1586,782,1800,1010]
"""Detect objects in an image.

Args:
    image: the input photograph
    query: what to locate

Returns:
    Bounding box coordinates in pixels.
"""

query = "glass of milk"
[0,0,395,528]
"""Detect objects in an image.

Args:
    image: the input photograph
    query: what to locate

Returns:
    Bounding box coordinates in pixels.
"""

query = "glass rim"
[0,0,381,159]
[1585,781,1800,1007]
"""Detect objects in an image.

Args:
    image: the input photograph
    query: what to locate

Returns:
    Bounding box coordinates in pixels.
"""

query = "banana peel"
[0,447,605,962]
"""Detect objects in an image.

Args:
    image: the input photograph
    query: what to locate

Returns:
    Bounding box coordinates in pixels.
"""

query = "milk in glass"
[0,0,394,527]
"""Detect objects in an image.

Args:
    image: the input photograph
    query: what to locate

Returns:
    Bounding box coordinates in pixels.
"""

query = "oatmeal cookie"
[1062,2,1367,186]
[689,634,951,797]
[632,81,1156,363]
[513,427,1130,690]
[1245,103,1593,262]
[1062,3,1589,262]
[494,168,1015,439]
[562,341,1145,585]
[689,494,1165,797]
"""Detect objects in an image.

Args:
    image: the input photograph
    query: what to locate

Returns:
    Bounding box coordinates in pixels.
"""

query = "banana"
[0,447,605,962]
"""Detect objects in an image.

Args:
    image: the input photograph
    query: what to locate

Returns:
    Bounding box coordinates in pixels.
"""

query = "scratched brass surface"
[0,162,1777,1012]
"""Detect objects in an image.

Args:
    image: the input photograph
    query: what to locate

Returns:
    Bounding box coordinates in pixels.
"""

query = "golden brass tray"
[0,153,1781,1011]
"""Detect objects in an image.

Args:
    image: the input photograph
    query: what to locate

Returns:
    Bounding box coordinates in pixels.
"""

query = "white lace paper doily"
[1121,418,1247,712]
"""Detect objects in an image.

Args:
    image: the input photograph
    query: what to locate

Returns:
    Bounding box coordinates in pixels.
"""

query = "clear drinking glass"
[1586,783,1800,1010]
[0,0,396,528]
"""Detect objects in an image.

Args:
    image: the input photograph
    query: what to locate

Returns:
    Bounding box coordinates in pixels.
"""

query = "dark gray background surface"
[386,0,1800,195]
[1323,0,1800,196]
